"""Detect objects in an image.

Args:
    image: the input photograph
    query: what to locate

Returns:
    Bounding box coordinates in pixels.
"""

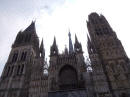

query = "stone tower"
[87,12,130,97]
[28,38,48,97]
[0,21,48,97]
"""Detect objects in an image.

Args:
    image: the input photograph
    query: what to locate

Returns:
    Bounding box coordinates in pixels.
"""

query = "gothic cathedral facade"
[0,12,130,97]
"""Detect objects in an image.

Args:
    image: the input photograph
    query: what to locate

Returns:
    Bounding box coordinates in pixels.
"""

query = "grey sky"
[0,0,66,75]
[0,0,130,75]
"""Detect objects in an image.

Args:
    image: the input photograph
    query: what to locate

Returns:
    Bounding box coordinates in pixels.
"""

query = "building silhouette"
[0,12,130,97]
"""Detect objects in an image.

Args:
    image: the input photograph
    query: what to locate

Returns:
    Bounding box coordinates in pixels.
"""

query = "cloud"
[0,0,66,16]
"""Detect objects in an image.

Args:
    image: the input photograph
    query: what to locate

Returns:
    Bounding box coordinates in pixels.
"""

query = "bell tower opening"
[59,65,78,90]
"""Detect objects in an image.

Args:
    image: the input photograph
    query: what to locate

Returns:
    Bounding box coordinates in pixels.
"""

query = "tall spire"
[75,34,79,43]
[24,21,36,33]
[68,30,74,54]
[74,34,83,53]
[23,21,39,44]
[50,37,59,56]
[53,36,56,46]
[40,38,45,58]
[64,45,68,55]
[12,21,39,48]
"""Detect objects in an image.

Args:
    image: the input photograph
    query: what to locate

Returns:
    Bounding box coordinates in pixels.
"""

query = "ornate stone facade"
[87,13,130,97]
[0,12,130,97]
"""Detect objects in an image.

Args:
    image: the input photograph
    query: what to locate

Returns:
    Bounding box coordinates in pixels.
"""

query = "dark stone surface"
[48,89,87,97]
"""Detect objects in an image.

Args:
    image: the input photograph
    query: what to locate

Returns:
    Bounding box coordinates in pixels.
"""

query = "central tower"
[48,31,87,97]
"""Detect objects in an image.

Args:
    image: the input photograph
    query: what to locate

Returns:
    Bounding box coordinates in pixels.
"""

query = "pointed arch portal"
[59,65,78,90]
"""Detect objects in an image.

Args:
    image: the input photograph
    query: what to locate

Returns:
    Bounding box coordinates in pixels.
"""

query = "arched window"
[10,66,14,76]
[20,64,24,74]
[7,66,10,76]
[12,53,18,63]
[59,65,78,90]
[17,65,20,75]
[21,52,27,61]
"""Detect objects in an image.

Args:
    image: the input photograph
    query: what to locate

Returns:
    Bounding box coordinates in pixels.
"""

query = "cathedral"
[0,12,130,97]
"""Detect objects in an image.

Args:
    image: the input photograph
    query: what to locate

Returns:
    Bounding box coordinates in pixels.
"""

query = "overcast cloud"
[0,0,130,75]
